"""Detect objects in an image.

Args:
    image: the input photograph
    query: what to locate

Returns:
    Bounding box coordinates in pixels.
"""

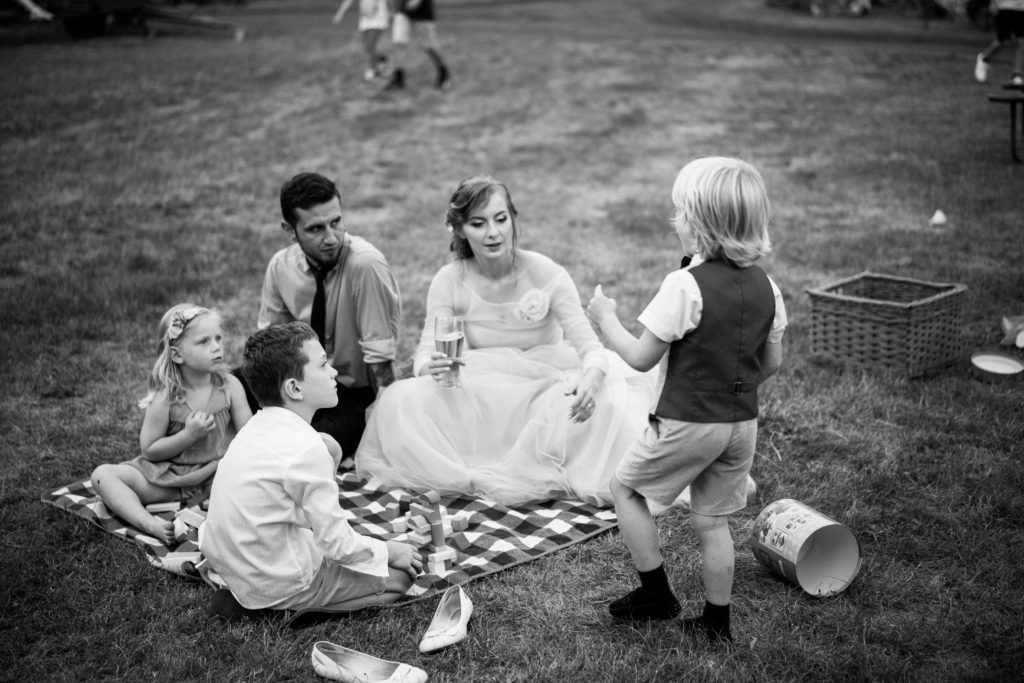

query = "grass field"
[2,0,1023,680]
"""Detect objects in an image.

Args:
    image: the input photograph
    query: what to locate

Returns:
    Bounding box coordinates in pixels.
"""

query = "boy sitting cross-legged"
[201,322,420,617]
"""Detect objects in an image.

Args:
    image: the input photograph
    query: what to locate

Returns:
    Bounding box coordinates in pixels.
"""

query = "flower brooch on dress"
[515,288,549,322]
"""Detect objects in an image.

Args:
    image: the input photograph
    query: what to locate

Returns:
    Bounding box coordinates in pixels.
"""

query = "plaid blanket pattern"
[42,473,618,604]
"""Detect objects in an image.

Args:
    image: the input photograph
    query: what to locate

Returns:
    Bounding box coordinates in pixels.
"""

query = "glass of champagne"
[434,315,464,389]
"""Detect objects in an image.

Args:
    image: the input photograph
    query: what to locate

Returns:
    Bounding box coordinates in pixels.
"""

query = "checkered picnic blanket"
[41,473,618,605]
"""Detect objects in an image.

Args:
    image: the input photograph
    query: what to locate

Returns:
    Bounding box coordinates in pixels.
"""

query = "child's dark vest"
[654,259,775,423]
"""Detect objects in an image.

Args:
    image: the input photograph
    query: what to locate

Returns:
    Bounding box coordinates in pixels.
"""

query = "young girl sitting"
[91,304,252,544]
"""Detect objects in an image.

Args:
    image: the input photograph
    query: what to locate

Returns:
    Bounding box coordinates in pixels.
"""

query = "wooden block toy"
[429,522,446,550]
[408,514,430,533]
[421,491,442,505]
[145,501,181,514]
[388,517,408,534]
[173,518,191,543]
[410,502,436,521]
[450,516,469,532]
[382,502,400,520]
[425,546,457,574]
[406,531,430,546]
[451,533,472,551]
[174,507,206,528]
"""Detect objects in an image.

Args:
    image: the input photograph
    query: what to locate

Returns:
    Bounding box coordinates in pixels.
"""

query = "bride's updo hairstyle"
[445,175,519,260]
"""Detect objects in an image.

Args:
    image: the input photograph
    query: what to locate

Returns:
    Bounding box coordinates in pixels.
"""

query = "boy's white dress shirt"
[201,406,389,609]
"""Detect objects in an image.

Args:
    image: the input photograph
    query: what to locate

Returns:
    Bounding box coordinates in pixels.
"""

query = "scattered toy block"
[410,502,436,520]
[425,546,456,574]
[450,516,469,532]
[173,518,191,543]
[388,518,408,534]
[408,514,430,533]
[421,491,442,505]
[174,507,206,528]
[145,501,181,514]
[382,502,400,520]
[406,531,430,547]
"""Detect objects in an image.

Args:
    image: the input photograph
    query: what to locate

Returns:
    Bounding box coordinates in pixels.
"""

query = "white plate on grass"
[970,350,1024,380]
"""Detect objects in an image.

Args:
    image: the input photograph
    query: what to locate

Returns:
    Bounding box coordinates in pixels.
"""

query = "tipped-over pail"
[750,499,861,597]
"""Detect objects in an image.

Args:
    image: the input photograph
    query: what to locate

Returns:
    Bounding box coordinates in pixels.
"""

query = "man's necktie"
[311,268,328,346]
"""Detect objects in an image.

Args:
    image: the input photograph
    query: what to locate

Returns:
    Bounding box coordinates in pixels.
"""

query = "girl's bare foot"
[140,515,176,545]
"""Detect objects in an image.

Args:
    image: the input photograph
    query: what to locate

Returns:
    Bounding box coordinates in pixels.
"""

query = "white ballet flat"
[310,641,428,683]
[418,586,473,654]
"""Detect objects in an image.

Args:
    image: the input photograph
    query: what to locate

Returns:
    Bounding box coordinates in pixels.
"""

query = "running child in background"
[91,304,251,545]
[975,0,1024,86]
[587,157,787,643]
[334,0,392,82]
[383,0,451,90]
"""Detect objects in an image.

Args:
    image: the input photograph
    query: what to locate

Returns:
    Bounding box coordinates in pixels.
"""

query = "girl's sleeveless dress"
[356,253,657,507]
[125,385,235,494]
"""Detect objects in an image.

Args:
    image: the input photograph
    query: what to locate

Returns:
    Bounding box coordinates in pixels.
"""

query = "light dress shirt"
[200,406,388,609]
[258,234,401,388]
[638,256,788,414]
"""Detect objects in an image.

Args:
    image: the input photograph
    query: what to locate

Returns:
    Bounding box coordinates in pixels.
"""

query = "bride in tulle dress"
[355,176,657,506]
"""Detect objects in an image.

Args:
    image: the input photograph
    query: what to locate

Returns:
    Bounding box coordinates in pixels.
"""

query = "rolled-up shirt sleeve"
[351,252,401,364]
[282,446,389,577]
[257,255,293,330]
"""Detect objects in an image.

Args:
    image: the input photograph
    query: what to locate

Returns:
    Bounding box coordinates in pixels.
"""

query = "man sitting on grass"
[200,322,420,619]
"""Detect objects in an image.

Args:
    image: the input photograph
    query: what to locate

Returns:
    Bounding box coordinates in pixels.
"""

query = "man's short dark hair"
[280,173,342,227]
[242,322,318,408]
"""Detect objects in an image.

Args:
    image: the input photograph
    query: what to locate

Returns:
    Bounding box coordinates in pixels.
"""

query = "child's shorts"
[995,9,1024,42]
[270,558,387,612]
[615,415,757,517]
[358,0,390,32]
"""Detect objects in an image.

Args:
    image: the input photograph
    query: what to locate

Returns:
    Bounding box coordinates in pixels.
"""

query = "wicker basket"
[807,272,967,377]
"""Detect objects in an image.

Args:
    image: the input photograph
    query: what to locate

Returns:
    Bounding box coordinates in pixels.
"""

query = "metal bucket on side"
[750,499,862,597]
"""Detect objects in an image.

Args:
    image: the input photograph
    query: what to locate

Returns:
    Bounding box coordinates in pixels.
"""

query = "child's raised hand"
[587,284,616,324]
[183,410,216,440]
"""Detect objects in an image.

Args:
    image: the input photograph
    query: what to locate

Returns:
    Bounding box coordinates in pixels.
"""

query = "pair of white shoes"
[311,586,473,682]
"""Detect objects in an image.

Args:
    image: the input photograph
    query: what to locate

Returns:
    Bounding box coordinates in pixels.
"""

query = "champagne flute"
[434,315,464,388]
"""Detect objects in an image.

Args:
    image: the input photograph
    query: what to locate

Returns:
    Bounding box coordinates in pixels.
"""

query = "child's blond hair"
[139,303,226,409]
[671,157,771,268]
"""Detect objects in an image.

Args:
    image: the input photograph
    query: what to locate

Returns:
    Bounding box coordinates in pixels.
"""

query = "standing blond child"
[587,157,787,643]
[91,304,252,544]
[334,0,392,81]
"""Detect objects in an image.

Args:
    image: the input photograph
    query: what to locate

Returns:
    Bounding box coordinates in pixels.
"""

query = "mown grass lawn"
[1,0,1022,680]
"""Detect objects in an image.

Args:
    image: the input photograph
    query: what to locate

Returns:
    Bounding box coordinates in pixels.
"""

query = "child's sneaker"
[975,53,989,83]
[608,587,681,620]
